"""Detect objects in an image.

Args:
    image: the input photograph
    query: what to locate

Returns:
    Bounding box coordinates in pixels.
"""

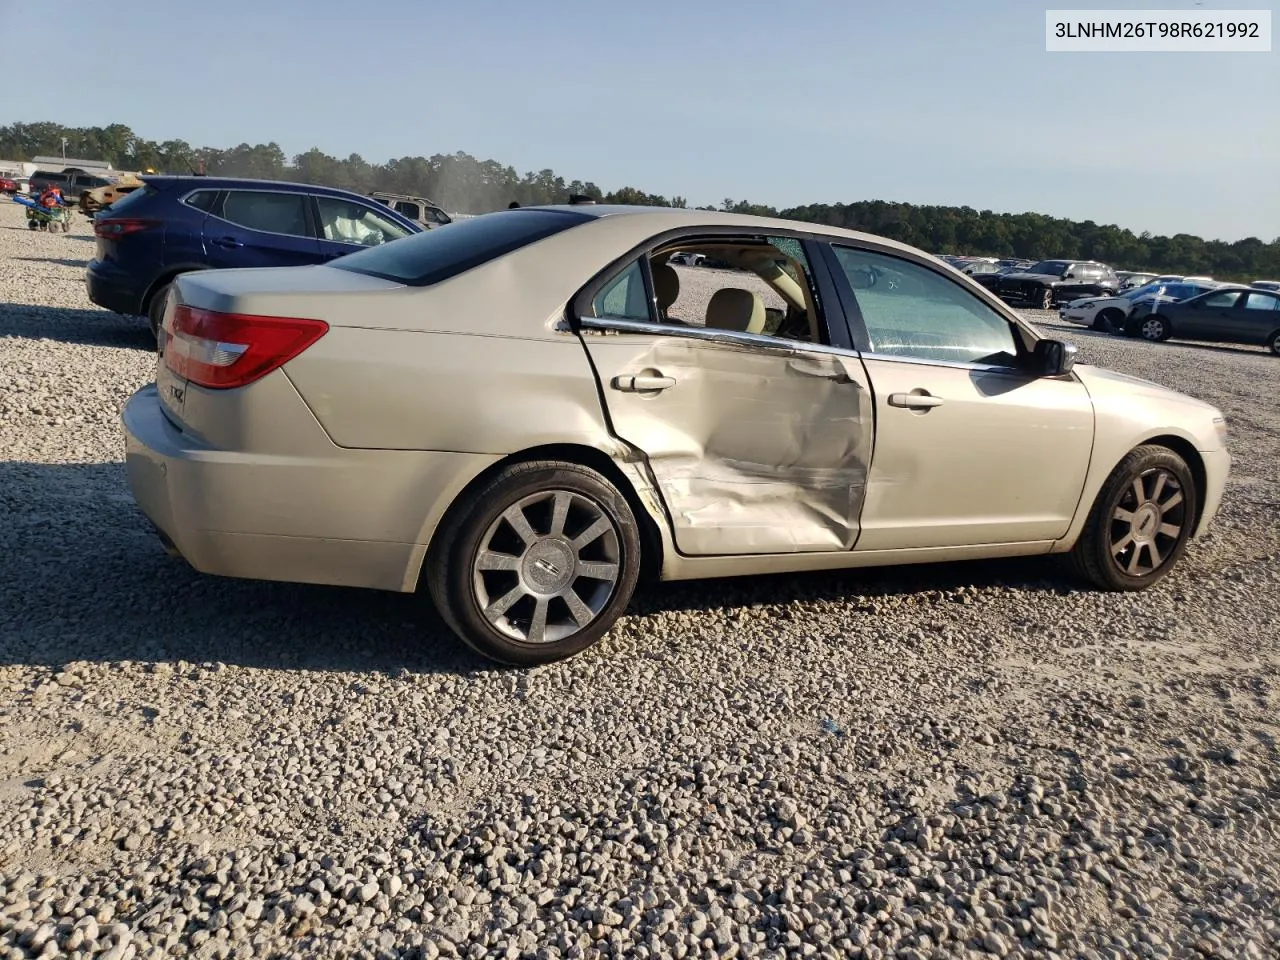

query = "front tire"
[1093,308,1123,332]
[1040,288,1054,311]
[1069,445,1198,591]
[426,461,642,666]
[1140,315,1170,342]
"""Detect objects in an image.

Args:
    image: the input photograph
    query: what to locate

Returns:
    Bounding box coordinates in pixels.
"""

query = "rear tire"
[426,460,642,666]
[1267,330,1280,356]
[1040,288,1053,310]
[147,283,172,340]
[1069,445,1198,591]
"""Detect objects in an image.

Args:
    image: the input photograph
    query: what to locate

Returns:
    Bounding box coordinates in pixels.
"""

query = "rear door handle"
[888,391,944,409]
[212,236,244,249]
[612,374,676,393]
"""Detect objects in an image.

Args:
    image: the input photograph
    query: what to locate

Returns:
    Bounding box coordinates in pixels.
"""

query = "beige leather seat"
[705,288,766,334]
[651,261,680,320]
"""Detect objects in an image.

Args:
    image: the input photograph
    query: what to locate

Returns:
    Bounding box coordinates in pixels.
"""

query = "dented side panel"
[579,333,873,555]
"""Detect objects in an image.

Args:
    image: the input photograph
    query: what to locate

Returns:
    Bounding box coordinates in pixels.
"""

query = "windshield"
[1025,260,1069,276]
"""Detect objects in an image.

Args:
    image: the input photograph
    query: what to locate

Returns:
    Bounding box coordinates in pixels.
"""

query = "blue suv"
[86,176,423,337]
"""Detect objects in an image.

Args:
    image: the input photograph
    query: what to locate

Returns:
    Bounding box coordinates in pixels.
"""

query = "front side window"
[832,246,1019,366]
[393,200,421,219]
[1201,291,1242,309]
[220,191,310,236]
[1243,292,1280,311]
[316,196,413,246]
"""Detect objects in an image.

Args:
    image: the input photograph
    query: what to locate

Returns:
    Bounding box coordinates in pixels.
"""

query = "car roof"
[142,175,373,197]
[512,204,932,256]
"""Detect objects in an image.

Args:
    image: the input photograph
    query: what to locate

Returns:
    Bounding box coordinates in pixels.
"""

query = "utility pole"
[61,137,68,160]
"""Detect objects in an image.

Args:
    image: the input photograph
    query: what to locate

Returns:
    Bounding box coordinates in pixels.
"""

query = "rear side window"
[184,190,219,212]
[393,200,421,219]
[220,190,310,237]
[332,208,593,286]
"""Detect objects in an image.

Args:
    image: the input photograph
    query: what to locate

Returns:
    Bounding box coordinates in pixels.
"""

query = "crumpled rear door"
[579,328,873,556]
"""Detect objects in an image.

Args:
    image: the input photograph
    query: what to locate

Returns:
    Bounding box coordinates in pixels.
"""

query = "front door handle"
[612,374,676,393]
[888,391,944,410]
[212,236,244,249]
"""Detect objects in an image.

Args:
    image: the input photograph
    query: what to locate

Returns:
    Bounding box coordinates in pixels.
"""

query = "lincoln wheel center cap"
[1133,503,1160,542]
[522,539,575,595]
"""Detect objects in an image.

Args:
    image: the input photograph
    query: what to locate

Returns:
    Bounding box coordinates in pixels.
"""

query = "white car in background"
[1251,280,1280,291]
[1060,280,1219,331]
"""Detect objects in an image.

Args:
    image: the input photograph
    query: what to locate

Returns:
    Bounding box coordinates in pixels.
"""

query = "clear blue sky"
[2,0,1276,241]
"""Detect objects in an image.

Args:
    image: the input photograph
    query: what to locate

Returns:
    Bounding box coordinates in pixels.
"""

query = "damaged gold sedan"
[121,205,1230,665]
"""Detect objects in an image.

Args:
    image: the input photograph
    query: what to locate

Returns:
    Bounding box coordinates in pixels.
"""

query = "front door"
[575,248,874,556]
[1176,289,1243,340]
[824,244,1096,550]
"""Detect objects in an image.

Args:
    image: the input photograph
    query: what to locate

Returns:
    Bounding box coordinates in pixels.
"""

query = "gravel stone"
[1,202,1278,958]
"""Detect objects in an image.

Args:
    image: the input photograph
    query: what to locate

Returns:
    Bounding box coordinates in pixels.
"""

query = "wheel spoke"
[561,588,595,627]
[1111,532,1134,556]
[476,550,520,572]
[484,586,525,621]
[1126,546,1144,575]
[1113,507,1135,523]
[1157,522,1181,539]
[527,598,549,644]
[503,505,539,546]
[1130,477,1146,505]
[1159,490,1183,511]
[575,560,619,582]
[549,492,570,537]
[572,517,612,549]
[1147,541,1164,568]
[1150,472,1168,503]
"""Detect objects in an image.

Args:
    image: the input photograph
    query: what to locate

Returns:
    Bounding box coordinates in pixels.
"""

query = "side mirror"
[1033,338,1077,377]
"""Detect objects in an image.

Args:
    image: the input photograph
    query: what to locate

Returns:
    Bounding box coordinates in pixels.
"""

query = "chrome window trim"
[577,316,1027,374]
[578,315,852,358]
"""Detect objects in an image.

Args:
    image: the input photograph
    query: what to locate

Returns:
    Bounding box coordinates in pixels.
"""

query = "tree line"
[3,121,1275,281]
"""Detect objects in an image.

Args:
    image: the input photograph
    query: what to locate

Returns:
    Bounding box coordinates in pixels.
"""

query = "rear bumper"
[86,260,146,316]
[122,384,498,592]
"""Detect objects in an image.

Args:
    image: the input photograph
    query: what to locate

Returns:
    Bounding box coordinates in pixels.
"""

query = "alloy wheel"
[472,489,621,645]
[1108,468,1186,577]
[1141,317,1167,341]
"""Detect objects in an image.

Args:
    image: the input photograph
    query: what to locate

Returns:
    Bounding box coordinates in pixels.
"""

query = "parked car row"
[1061,278,1280,355]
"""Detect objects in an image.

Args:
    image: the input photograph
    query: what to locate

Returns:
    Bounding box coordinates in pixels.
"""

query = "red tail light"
[94,218,156,238]
[162,305,328,390]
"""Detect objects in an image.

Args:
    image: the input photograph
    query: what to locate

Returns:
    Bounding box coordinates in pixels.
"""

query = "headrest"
[706,288,766,334]
[651,261,680,311]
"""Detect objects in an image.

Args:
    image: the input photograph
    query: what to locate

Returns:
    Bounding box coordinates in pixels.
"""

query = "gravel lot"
[1,200,1277,960]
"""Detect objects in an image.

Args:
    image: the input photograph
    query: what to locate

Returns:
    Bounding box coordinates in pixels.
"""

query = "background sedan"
[1123,285,1280,353]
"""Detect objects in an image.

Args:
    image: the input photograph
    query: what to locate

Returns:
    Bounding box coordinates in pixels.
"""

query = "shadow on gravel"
[0,301,153,350]
[0,460,1081,678]
[0,462,485,677]
[15,256,91,268]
